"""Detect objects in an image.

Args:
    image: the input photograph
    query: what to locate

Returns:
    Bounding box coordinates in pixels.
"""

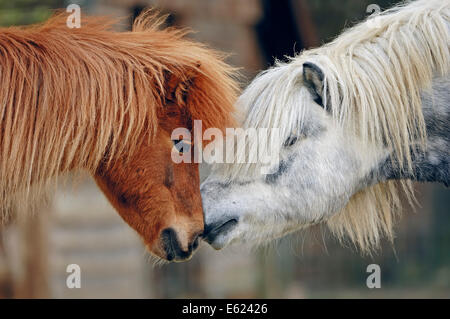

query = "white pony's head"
[201,0,449,252]
[201,59,397,252]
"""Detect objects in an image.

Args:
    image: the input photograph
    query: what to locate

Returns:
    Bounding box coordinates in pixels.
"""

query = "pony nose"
[202,218,238,244]
[160,228,199,262]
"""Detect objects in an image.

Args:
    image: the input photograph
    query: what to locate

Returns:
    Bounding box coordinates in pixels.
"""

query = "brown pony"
[0,11,238,262]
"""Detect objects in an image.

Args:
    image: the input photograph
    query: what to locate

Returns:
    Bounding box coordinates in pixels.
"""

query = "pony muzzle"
[160,228,200,262]
[202,218,238,250]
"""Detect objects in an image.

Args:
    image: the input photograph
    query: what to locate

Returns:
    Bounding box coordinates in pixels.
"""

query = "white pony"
[201,0,450,252]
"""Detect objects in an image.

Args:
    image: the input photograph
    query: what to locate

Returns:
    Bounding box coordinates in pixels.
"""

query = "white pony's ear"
[302,62,325,108]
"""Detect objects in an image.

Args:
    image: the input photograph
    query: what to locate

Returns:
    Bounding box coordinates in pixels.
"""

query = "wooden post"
[0,226,13,298]
[15,209,50,298]
[291,0,320,48]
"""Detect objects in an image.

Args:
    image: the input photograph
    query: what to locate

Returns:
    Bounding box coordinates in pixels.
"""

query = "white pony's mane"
[219,0,450,251]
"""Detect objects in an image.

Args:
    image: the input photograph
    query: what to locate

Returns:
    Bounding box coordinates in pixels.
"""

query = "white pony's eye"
[172,139,191,153]
[283,136,298,147]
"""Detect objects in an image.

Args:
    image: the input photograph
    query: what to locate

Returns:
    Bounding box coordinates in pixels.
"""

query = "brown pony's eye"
[172,139,192,154]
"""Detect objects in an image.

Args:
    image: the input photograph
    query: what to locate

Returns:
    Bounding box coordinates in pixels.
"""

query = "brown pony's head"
[94,110,203,262]
[88,14,239,261]
[0,12,237,262]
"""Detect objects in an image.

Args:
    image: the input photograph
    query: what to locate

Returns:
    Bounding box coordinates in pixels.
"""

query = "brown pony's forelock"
[0,10,239,219]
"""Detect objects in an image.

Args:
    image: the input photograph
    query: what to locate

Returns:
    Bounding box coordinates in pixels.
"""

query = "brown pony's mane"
[0,11,239,218]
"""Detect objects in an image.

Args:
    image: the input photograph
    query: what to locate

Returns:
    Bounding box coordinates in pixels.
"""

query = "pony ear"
[164,64,200,105]
[302,62,326,108]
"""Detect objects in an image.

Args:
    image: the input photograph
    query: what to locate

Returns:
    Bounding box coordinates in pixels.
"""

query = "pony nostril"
[166,252,175,262]
[192,240,199,250]
[190,234,200,251]
[160,228,195,261]
[202,218,238,244]
[161,228,178,260]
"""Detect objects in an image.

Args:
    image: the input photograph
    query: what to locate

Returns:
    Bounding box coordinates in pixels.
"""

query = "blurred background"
[0,0,449,298]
